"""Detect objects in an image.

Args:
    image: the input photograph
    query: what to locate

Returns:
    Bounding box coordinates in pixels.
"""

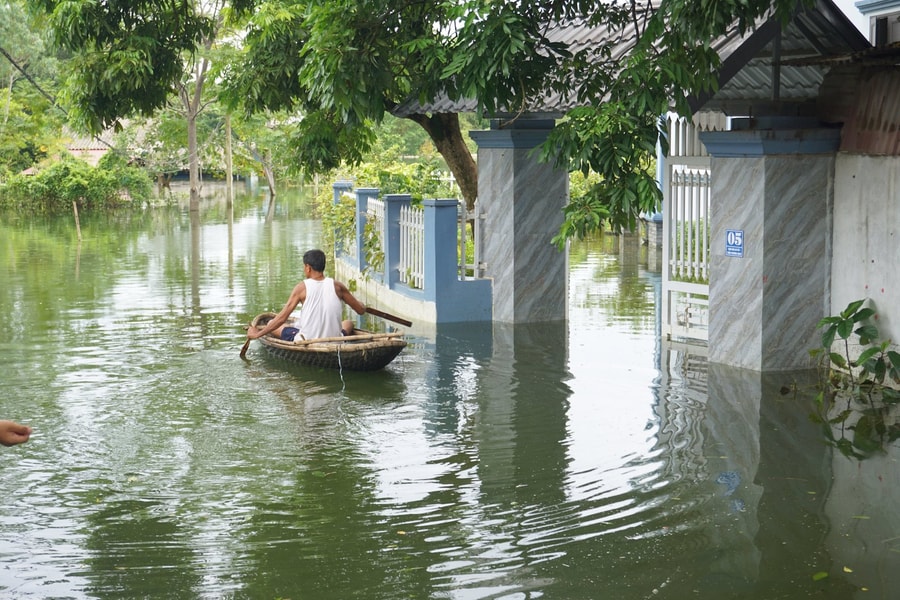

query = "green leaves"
[0,154,150,214]
[221,0,461,179]
[34,0,216,133]
[32,0,814,218]
[285,110,375,175]
[812,298,900,459]
[552,191,611,249]
[817,300,882,349]
[841,299,866,318]
[545,102,662,244]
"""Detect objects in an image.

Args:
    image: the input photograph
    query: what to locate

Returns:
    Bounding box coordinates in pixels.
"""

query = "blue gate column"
[470,118,569,323]
[700,117,841,371]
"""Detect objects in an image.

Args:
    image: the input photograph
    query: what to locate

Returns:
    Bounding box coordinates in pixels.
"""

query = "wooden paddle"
[240,324,252,359]
[366,307,412,327]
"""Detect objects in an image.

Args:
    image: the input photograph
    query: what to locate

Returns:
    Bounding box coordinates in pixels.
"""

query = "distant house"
[65,131,112,167]
[856,0,900,44]
[18,130,114,176]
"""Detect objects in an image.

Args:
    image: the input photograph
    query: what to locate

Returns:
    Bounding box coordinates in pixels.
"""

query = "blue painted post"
[354,187,379,274]
[423,198,459,302]
[332,180,352,205]
[383,194,411,289]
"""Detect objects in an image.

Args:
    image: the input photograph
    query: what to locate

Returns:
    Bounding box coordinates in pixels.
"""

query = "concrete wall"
[832,154,900,348]
[334,186,492,325]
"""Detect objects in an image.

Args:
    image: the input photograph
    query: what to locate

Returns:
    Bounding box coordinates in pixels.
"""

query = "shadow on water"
[250,349,411,402]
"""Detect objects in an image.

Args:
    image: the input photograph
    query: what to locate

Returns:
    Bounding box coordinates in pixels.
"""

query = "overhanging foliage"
[30,0,810,241]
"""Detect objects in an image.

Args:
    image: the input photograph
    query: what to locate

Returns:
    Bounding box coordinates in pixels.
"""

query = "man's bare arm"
[248,282,306,339]
[335,281,366,315]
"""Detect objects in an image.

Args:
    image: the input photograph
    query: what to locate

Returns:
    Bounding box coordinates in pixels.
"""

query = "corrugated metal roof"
[392,0,870,119]
[64,127,114,152]
[696,0,871,114]
[797,41,900,154]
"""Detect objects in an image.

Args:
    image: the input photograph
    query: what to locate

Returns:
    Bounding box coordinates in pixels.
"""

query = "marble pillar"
[700,122,839,371]
[470,120,569,323]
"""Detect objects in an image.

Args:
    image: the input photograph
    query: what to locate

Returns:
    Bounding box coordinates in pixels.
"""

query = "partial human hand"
[0,420,32,447]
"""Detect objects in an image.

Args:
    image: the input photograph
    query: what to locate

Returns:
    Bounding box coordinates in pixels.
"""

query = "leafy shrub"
[321,193,357,257]
[352,160,454,202]
[0,152,152,214]
[810,299,900,459]
[97,151,154,202]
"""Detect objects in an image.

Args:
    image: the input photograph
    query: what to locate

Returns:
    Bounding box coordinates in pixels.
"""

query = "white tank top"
[297,278,343,339]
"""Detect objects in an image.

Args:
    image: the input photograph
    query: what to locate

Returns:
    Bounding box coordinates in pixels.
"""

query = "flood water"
[1,185,898,599]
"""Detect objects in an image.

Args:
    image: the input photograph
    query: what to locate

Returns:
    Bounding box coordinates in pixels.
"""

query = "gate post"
[700,118,839,371]
[470,118,569,323]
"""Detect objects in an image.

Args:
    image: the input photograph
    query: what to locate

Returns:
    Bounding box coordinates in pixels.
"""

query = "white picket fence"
[367,196,385,227]
[661,111,726,343]
[370,199,475,290]
[399,204,425,289]
[458,202,479,279]
[669,168,710,283]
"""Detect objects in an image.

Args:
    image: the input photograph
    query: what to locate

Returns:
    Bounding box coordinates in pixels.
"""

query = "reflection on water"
[1,191,899,598]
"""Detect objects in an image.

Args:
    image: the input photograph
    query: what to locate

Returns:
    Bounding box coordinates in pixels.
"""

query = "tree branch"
[0,44,62,113]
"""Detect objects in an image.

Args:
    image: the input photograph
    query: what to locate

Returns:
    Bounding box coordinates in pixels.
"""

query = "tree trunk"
[3,73,14,125]
[188,110,201,212]
[263,151,277,199]
[225,113,234,206]
[184,49,212,213]
[406,113,478,211]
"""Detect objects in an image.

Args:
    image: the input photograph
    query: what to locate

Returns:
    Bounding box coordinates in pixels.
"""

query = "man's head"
[303,249,327,273]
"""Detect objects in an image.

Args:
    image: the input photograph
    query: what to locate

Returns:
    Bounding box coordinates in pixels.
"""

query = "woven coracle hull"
[260,341,405,371]
[250,313,406,371]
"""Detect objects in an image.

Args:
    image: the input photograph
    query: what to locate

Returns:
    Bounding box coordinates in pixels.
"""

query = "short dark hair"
[303,249,327,273]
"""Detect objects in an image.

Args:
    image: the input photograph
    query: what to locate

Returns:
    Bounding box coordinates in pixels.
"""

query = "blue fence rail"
[332,181,492,324]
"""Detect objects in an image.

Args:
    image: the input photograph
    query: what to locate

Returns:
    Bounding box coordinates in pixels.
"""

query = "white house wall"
[832,154,900,348]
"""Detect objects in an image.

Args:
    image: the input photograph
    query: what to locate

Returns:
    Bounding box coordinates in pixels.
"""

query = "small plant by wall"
[809,299,900,459]
[322,194,356,258]
[362,214,384,276]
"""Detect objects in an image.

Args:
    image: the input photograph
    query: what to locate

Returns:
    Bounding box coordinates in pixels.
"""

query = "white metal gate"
[661,112,726,342]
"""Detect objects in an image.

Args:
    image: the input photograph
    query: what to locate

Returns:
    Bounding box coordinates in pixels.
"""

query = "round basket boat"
[249,312,407,371]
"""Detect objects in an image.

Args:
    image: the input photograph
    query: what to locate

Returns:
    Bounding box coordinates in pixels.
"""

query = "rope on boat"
[336,343,345,389]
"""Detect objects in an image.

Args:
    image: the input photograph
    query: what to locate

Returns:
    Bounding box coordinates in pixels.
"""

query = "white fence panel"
[661,112,724,343]
[339,191,358,259]
[399,205,424,289]
[458,201,483,279]
[669,168,710,283]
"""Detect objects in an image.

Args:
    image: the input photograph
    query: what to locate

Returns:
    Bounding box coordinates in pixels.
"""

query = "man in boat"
[246,249,366,342]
